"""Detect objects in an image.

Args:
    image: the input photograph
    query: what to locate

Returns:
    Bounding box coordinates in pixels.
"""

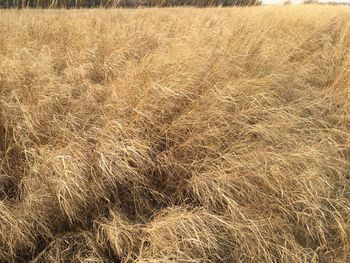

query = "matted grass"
[0,6,350,262]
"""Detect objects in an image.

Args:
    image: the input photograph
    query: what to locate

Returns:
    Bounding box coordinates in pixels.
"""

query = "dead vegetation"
[0,5,350,262]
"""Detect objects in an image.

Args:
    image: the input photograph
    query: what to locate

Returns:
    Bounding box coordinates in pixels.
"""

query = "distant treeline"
[0,0,260,8]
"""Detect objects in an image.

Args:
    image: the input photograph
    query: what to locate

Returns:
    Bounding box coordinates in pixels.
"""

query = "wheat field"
[0,6,350,262]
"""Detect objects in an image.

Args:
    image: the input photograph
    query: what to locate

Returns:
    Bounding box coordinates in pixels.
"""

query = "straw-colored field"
[0,6,350,262]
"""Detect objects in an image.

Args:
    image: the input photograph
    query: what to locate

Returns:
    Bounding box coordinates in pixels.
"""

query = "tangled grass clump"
[0,6,350,262]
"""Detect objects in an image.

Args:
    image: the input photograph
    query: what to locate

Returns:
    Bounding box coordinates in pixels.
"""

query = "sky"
[262,0,350,4]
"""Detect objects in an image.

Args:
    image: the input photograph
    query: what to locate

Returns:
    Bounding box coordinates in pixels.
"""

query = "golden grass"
[0,5,350,262]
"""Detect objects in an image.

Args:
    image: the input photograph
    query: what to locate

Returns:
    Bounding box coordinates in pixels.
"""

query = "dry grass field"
[1,6,350,262]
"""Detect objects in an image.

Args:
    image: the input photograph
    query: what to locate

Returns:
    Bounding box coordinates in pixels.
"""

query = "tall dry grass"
[1,0,259,9]
[0,5,350,262]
